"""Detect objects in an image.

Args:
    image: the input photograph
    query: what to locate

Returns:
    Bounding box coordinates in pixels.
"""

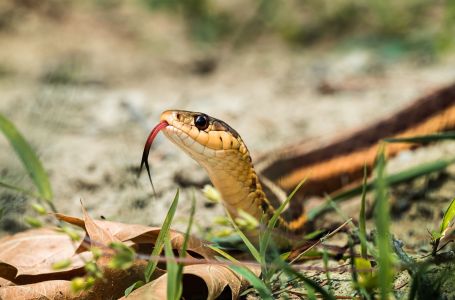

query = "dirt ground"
[1,3,455,296]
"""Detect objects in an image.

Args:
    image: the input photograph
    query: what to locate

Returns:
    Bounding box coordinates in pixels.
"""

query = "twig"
[291,218,353,264]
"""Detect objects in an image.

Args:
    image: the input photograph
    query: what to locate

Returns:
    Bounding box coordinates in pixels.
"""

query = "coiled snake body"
[141,84,455,233]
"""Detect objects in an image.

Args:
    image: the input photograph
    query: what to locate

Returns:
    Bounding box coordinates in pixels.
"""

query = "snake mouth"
[162,124,214,158]
[139,115,218,182]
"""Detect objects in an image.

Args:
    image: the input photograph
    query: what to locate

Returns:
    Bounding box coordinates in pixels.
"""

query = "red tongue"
[139,121,168,193]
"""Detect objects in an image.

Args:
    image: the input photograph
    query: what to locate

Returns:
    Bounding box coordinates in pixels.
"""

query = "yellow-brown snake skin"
[143,84,455,233]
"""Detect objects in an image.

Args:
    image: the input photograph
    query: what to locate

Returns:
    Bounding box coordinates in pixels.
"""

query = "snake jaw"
[139,120,169,193]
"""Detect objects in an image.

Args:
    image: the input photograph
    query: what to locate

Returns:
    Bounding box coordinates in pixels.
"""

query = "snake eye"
[194,114,209,130]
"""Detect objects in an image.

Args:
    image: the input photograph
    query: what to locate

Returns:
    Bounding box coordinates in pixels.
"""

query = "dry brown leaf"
[54,214,85,228]
[0,264,163,300]
[121,264,260,300]
[0,205,222,299]
[0,228,90,283]
[0,279,74,299]
[56,213,216,259]
[0,252,165,300]
[0,280,75,300]
[0,230,164,299]
[81,204,120,246]
[83,256,165,300]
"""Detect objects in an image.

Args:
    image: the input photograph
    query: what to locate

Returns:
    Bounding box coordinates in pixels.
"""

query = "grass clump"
[210,178,337,299]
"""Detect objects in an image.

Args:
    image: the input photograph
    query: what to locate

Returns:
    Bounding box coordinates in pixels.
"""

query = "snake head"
[139,110,247,181]
[140,110,253,212]
[141,109,270,227]
[158,110,248,159]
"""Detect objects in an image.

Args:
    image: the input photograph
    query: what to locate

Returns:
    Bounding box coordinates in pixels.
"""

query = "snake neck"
[198,148,294,232]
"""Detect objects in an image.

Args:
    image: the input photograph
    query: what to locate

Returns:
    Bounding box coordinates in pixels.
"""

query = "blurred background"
[0,0,455,237]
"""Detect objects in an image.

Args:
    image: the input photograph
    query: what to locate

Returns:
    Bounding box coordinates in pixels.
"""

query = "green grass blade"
[384,132,455,143]
[259,213,276,280]
[144,189,179,282]
[260,178,307,261]
[267,178,307,231]
[228,264,273,300]
[440,197,455,233]
[334,158,454,202]
[224,208,261,263]
[374,145,392,300]
[304,283,317,300]
[208,245,242,264]
[0,114,53,202]
[348,236,361,297]
[359,164,368,258]
[308,158,455,220]
[124,281,144,297]
[209,246,272,299]
[258,178,307,281]
[322,247,333,292]
[178,192,196,259]
[164,235,179,300]
[278,260,335,300]
[174,191,196,299]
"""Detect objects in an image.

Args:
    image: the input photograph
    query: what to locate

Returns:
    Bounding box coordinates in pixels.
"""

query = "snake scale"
[141,84,455,233]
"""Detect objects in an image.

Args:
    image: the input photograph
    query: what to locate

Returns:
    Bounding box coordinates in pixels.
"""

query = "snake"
[140,83,455,233]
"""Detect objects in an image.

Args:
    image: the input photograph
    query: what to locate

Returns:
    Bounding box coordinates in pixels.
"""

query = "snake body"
[142,84,455,233]
[258,84,455,197]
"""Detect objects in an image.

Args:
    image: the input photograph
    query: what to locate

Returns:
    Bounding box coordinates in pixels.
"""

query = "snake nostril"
[176,113,181,120]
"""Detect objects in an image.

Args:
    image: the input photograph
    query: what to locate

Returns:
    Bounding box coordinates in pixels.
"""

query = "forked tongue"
[139,121,168,195]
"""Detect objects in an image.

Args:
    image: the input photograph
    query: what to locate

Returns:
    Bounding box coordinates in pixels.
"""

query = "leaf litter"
[0,203,255,299]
